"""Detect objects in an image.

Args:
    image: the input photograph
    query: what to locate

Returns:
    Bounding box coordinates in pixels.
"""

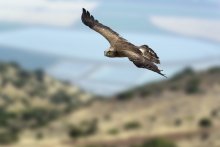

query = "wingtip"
[82,8,86,13]
[159,70,167,78]
[161,73,167,78]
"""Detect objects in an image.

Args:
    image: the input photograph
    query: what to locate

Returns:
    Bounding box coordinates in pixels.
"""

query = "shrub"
[21,108,58,128]
[68,125,83,138]
[185,76,201,94]
[124,121,141,130]
[211,108,220,118]
[208,67,220,74]
[108,128,119,135]
[9,62,20,69]
[83,119,98,136]
[0,131,19,144]
[36,132,44,140]
[12,78,27,88]
[174,118,182,126]
[116,92,134,100]
[136,138,177,147]
[17,70,31,79]
[50,90,72,105]
[0,109,16,127]
[68,119,98,139]
[199,118,212,128]
[0,63,8,73]
[34,69,44,82]
[28,84,47,97]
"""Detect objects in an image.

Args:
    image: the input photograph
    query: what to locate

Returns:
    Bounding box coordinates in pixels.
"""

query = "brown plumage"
[139,45,160,64]
[81,8,166,78]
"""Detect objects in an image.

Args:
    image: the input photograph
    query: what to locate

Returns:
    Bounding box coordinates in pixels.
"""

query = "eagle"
[81,8,166,77]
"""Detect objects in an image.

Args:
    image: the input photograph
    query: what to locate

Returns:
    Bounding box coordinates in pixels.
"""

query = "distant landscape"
[0,61,220,147]
[0,1,219,147]
[0,61,91,145]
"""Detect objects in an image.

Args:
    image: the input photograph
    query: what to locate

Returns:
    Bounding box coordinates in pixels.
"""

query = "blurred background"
[0,0,220,147]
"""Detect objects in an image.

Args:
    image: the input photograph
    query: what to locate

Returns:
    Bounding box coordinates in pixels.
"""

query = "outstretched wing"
[139,45,160,64]
[123,50,166,77]
[81,8,121,45]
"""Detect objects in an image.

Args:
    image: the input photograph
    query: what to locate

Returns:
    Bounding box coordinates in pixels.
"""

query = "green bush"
[28,84,47,97]
[12,78,27,88]
[50,90,72,105]
[0,63,8,73]
[108,128,119,135]
[17,70,31,79]
[199,118,212,128]
[36,132,44,140]
[83,119,98,136]
[68,119,98,139]
[136,138,177,147]
[116,92,134,100]
[185,76,201,94]
[68,125,84,138]
[174,118,182,126]
[211,109,220,118]
[208,67,220,74]
[0,131,19,144]
[21,108,58,128]
[124,121,141,130]
[9,62,20,69]
[34,69,45,82]
[0,109,16,127]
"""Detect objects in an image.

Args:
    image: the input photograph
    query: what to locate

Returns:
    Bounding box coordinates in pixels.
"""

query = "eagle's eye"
[104,50,114,57]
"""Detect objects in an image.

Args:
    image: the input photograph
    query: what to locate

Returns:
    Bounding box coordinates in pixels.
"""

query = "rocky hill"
[9,66,220,147]
[2,65,220,147]
[0,61,91,144]
[117,67,220,99]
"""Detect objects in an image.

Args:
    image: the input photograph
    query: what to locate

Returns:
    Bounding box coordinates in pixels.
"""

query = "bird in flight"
[81,8,166,77]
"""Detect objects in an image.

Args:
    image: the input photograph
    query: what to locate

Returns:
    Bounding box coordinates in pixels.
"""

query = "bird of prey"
[81,8,166,77]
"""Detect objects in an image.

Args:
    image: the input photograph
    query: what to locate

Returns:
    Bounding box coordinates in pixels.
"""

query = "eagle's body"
[81,8,166,77]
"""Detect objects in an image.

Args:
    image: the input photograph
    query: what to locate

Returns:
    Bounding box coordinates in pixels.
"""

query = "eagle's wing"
[123,50,166,77]
[81,8,121,45]
[139,45,160,64]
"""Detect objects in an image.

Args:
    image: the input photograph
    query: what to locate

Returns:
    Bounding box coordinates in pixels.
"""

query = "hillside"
[12,67,220,147]
[0,61,92,144]
[117,67,220,99]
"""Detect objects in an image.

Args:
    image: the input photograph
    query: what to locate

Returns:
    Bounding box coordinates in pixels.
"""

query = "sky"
[0,0,219,96]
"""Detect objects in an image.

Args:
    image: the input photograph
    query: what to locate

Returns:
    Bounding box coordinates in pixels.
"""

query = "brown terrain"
[1,63,220,147]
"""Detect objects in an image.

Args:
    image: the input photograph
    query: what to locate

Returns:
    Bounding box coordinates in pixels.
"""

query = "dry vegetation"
[1,64,220,147]
[0,62,92,145]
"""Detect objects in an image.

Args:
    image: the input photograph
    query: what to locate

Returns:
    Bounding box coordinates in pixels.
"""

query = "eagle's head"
[104,50,115,57]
